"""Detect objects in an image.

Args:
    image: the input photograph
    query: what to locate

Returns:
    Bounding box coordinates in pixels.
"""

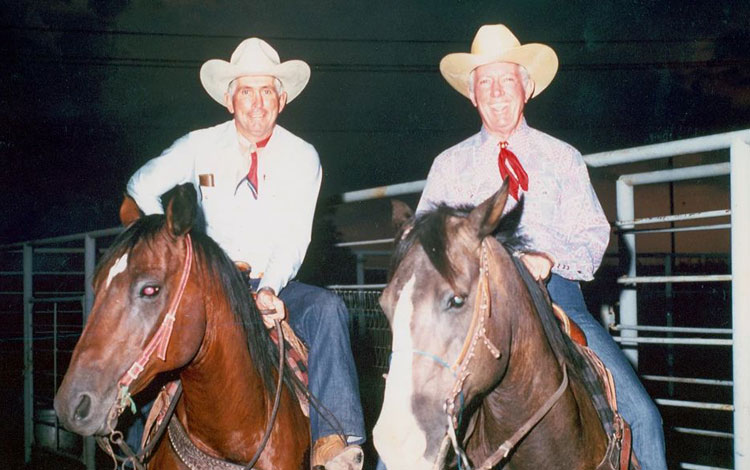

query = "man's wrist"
[257,286,276,296]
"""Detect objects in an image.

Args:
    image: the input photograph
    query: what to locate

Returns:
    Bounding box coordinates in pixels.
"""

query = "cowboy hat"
[200,38,311,105]
[440,24,558,99]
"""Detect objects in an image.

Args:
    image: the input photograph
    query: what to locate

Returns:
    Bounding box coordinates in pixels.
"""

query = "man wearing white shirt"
[126,37,365,470]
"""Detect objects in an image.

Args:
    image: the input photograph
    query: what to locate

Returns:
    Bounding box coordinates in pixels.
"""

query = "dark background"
[1,0,749,244]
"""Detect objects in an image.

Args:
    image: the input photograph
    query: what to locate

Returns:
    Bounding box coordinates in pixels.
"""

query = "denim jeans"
[547,274,667,470]
[276,280,366,444]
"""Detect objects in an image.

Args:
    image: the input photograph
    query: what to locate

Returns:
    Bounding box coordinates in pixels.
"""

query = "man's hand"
[255,287,287,328]
[520,253,554,281]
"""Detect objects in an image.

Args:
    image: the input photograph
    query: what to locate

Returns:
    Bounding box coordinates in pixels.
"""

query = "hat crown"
[229,38,282,71]
[471,24,521,56]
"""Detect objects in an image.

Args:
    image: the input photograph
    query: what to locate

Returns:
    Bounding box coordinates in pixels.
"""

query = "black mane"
[96,215,300,399]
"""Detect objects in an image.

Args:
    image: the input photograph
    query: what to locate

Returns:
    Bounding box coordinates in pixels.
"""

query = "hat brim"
[440,43,558,99]
[200,59,311,106]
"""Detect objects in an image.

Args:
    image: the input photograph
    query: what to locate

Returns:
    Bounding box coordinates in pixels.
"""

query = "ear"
[524,79,535,102]
[119,194,143,226]
[277,91,288,114]
[224,92,235,114]
[467,179,510,239]
[391,199,414,232]
[164,184,198,237]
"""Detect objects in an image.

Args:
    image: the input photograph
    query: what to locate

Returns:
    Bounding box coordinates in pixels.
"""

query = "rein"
[439,239,570,470]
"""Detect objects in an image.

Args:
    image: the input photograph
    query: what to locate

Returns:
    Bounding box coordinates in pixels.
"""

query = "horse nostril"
[73,393,92,422]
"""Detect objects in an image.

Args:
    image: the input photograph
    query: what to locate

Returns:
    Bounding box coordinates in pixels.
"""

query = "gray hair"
[468,63,531,95]
[227,77,284,98]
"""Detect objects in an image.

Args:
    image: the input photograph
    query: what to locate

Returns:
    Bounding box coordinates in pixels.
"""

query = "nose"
[491,82,504,97]
[374,417,432,470]
[54,390,100,435]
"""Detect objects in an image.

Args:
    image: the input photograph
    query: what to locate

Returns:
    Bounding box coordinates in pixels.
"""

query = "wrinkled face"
[373,242,482,470]
[54,233,205,436]
[470,62,534,140]
[225,75,287,142]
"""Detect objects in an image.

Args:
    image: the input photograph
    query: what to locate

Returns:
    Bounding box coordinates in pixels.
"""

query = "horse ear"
[468,178,510,239]
[391,199,414,232]
[119,194,143,226]
[164,184,198,237]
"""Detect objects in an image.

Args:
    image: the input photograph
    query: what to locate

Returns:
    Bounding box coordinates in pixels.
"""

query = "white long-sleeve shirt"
[127,120,322,294]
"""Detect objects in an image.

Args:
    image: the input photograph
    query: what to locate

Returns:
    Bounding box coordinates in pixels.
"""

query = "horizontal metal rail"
[655,398,733,411]
[642,375,733,387]
[679,463,732,470]
[0,271,85,276]
[619,163,729,185]
[618,274,732,284]
[335,238,395,248]
[614,337,732,346]
[585,129,750,167]
[621,223,730,235]
[328,283,387,290]
[611,325,732,334]
[616,209,731,227]
[673,427,733,439]
[29,296,84,303]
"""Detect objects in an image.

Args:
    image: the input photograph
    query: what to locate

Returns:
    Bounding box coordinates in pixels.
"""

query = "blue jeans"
[547,274,667,470]
[277,281,366,444]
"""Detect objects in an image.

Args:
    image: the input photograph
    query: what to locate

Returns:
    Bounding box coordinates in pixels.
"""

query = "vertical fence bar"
[23,244,33,463]
[616,179,639,366]
[82,235,96,469]
[731,138,750,470]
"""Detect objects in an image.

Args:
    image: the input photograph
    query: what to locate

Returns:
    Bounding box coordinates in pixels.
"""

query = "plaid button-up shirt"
[417,119,610,281]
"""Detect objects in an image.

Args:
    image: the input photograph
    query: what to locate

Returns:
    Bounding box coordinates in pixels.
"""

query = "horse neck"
[176,282,272,455]
[466,248,598,468]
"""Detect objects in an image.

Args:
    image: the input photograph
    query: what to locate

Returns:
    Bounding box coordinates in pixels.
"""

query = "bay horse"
[54,184,309,469]
[373,182,634,470]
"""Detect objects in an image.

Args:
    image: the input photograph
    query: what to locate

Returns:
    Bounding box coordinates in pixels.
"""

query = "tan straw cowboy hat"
[200,38,311,105]
[440,24,558,99]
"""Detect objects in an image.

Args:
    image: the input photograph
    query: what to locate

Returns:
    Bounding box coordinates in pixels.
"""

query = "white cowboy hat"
[440,24,558,99]
[200,37,311,105]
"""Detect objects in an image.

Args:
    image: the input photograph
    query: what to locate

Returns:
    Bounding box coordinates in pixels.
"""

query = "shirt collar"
[235,128,275,155]
[479,117,530,149]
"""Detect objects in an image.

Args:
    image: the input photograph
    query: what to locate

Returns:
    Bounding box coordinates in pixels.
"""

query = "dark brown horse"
[54,185,309,469]
[373,182,624,470]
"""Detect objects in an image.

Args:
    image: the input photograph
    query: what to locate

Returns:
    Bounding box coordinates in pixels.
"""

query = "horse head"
[374,181,527,470]
[54,184,206,436]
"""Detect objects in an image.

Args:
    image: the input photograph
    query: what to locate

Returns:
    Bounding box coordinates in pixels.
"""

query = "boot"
[311,434,364,470]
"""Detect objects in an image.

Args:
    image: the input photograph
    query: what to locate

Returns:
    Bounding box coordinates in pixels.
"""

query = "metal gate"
[1,129,748,469]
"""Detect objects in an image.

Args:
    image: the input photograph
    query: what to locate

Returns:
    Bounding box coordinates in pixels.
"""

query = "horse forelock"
[390,202,527,287]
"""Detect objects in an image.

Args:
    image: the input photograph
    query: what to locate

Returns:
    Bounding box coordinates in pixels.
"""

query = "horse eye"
[140,285,160,297]
[448,295,466,309]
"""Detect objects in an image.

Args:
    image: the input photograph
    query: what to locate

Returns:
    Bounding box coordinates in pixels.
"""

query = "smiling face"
[470,62,534,141]
[225,75,287,142]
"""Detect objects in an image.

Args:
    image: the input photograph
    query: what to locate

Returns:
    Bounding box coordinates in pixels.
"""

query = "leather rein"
[433,239,570,470]
[96,234,286,470]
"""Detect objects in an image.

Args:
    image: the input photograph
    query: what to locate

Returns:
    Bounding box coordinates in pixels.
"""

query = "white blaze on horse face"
[374,275,433,470]
[105,253,128,289]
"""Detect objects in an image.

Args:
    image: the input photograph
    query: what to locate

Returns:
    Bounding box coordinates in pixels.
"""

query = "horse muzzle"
[54,382,118,436]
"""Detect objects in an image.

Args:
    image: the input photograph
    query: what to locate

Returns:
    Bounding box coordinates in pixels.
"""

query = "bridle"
[96,234,194,469]
[96,233,286,470]
[398,238,570,470]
